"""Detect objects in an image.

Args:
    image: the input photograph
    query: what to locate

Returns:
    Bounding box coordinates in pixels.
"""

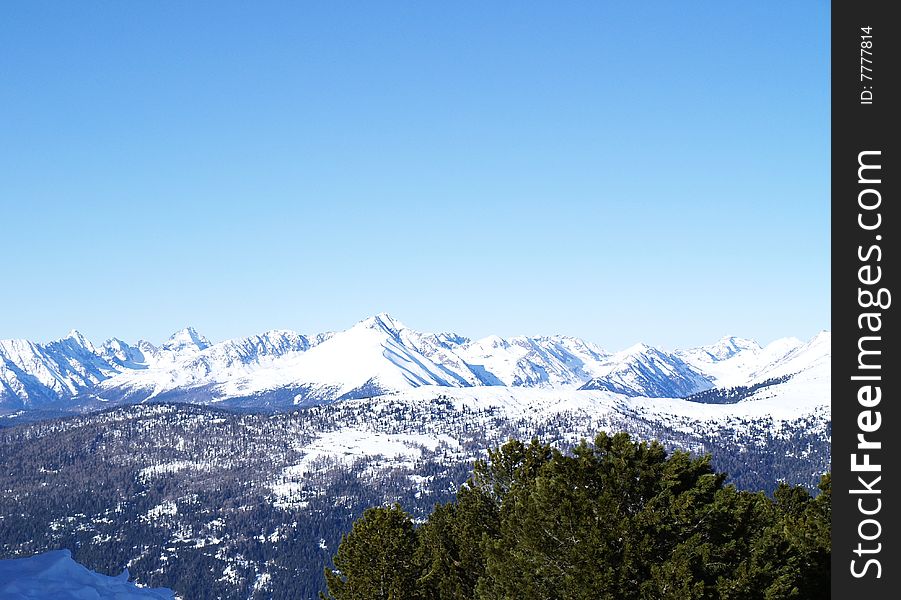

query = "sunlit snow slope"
[0,314,829,415]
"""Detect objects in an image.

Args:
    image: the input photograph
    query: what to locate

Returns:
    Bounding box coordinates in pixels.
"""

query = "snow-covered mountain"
[0,331,118,408]
[0,314,830,413]
[578,343,713,397]
[676,331,830,388]
[0,317,831,599]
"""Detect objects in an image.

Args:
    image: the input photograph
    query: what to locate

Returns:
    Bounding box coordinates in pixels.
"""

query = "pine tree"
[324,432,831,600]
[321,504,418,600]
[416,484,499,600]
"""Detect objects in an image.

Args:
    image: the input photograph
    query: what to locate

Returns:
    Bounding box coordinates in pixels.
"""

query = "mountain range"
[1,313,829,414]
[0,315,831,598]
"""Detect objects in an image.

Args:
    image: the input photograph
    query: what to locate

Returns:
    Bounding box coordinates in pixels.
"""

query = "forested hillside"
[324,433,831,600]
[1,399,828,599]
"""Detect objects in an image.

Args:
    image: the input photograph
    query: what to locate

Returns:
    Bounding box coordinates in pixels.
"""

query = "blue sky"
[0,1,829,350]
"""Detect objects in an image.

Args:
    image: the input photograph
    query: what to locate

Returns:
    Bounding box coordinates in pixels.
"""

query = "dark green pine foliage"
[323,432,831,600]
[321,504,418,600]
[478,432,731,599]
[415,470,505,599]
[717,474,832,599]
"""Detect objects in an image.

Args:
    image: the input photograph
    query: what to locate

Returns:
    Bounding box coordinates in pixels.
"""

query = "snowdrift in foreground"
[0,550,175,600]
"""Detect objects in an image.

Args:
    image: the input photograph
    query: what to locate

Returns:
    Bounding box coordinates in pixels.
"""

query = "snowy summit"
[0,314,829,416]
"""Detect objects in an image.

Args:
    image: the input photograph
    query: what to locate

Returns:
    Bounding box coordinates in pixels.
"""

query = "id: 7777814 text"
[860,26,873,105]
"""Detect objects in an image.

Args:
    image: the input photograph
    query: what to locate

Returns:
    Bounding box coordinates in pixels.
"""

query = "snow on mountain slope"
[91,314,615,405]
[378,374,829,424]
[216,314,475,401]
[95,329,325,402]
[676,334,816,387]
[625,361,829,426]
[0,331,118,409]
[676,335,762,366]
[578,343,713,397]
[0,550,175,599]
[749,330,830,383]
[458,334,610,387]
[99,338,150,370]
[0,315,830,412]
[295,366,830,469]
[162,326,210,353]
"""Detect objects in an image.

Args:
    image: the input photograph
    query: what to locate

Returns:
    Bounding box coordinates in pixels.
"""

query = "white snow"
[265,361,829,508]
[677,335,814,388]
[143,501,179,522]
[270,428,461,504]
[1,315,831,422]
[162,327,211,353]
[0,550,175,599]
[137,461,209,481]
[363,364,829,426]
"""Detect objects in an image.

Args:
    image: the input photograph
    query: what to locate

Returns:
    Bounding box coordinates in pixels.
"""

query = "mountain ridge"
[0,314,830,413]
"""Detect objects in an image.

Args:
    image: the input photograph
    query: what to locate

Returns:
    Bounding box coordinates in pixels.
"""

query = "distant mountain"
[0,318,832,599]
[0,331,118,409]
[676,331,830,388]
[0,315,830,413]
[577,343,712,397]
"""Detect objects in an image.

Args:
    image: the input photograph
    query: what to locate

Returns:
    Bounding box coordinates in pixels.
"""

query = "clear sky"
[0,1,829,350]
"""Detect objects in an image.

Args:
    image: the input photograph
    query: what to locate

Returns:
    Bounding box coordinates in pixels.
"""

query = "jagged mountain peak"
[102,337,143,354]
[356,312,408,335]
[433,332,471,348]
[704,335,762,360]
[0,318,830,413]
[612,343,683,365]
[98,338,147,370]
[136,339,159,353]
[162,327,211,352]
[63,329,95,352]
[619,342,655,356]
[258,328,302,338]
[809,330,831,344]
[472,334,509,349]
[579,343,713,398]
